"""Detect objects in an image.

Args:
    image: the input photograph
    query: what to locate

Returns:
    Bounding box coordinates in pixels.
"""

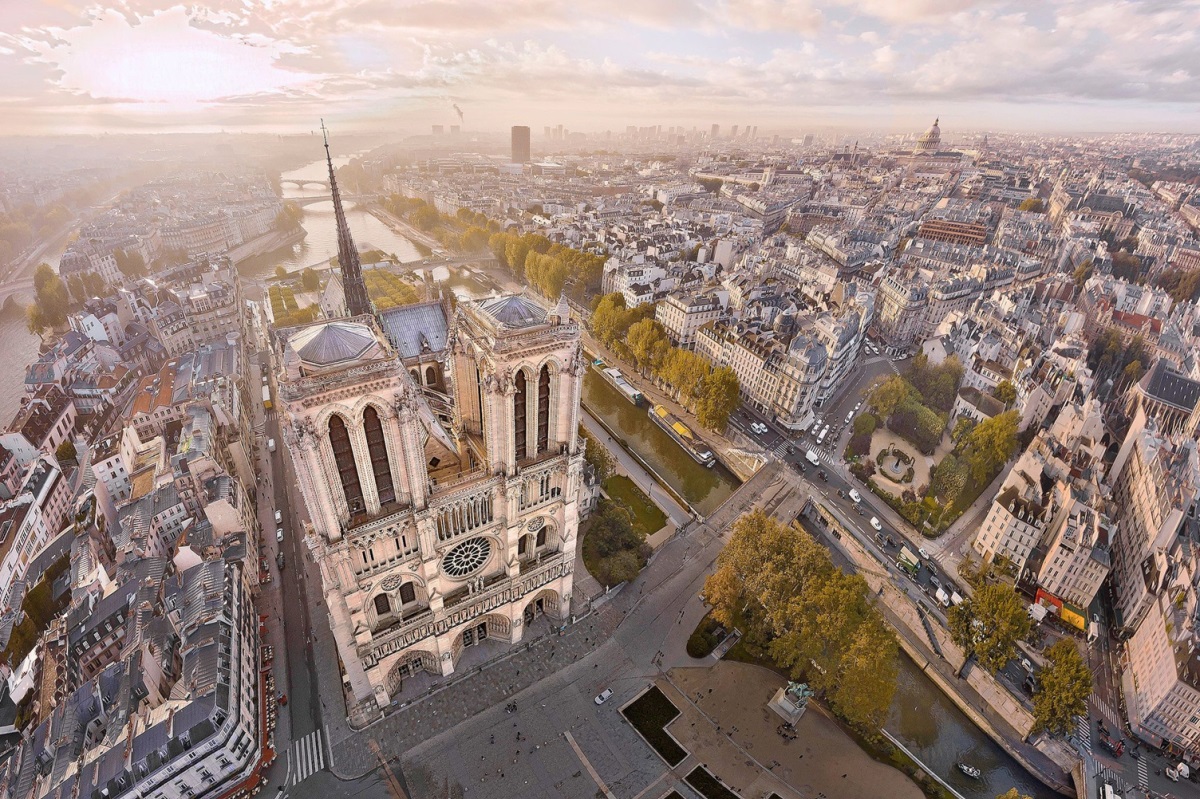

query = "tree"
[889,399,945,454]
[705,511,897,734]
[929,454,968,503]
[1073,259,1094,288]
[27,263,69,334]
[1018,198,1045,213]
[695,367,739,433]
[274,265,287,280]
[1111,250,1143,283]
[579,427,615,483]
[992,380,1017,407]
[950,417,974,445]
[114,248,147,279]
[591,293,632,348]
[960,410,1019,483]
[626,319,670,376]
[826,614,899,731]
[1033,639,1093,734]
[657,348,711,408]
[55,440,77,463]
[869,375,915,418]
[300,267,321,291]
[66,274,87,304]
[948,583,1031,673]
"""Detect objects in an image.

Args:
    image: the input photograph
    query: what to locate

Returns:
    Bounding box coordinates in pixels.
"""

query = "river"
[889,653,1057,798]
[581,367,740,516]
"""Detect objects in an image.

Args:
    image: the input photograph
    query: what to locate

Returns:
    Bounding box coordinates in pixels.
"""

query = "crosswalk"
[1090,693,1122,730]
[290,731,325,785]
[1075,715,1092,754]
[1137,752,1149,788]
[775,439,840,461]
[1096,761,1131,793]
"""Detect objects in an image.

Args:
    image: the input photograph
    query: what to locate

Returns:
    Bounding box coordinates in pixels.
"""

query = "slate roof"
[1140,359,1200,412]
[475,295,547,329]
[291,321,377,366]
[377,301,449,359]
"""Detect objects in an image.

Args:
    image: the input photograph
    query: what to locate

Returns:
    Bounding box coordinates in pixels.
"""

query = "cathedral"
[273,128,584,712]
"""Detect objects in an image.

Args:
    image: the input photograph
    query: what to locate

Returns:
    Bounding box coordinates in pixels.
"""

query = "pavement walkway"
[581,410,692,527]
[665,662,926,799]
[328,606,621,779]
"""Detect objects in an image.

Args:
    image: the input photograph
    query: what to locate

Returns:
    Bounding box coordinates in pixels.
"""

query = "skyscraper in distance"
[511,126,531,163]
[711,123,719,140]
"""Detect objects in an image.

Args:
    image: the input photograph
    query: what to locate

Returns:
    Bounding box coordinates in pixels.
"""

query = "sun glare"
[44,7,309,106]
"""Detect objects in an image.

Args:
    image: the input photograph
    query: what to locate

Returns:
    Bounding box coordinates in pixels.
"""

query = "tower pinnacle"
[321,120,371,318]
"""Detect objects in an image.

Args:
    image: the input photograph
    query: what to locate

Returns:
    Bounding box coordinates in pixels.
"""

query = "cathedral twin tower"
[271,128,584,713]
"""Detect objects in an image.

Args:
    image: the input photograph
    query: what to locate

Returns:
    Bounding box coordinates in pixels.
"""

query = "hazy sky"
[1,1,1198,136]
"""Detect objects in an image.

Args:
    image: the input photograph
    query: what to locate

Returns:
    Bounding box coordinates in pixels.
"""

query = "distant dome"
[475,295,548,329]
[290,321,379,367]
[913,118,941,154]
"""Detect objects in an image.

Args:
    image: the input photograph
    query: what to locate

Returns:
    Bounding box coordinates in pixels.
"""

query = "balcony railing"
[360,550,571,668]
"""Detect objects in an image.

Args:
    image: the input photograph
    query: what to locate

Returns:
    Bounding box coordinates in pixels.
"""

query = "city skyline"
[1,0,1198,135]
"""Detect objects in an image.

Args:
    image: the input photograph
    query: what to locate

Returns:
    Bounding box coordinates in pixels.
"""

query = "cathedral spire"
[322,120,371,318]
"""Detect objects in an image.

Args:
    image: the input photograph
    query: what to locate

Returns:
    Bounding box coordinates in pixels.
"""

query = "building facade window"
[537,364,551,453]
[363,406,396,505]
[514,370,528,461]
[328,415,364,514]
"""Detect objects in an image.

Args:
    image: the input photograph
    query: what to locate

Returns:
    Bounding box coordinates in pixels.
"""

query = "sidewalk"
[580,410,691,526]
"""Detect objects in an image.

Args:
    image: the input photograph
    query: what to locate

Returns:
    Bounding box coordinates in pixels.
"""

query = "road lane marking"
[564,730,615,799]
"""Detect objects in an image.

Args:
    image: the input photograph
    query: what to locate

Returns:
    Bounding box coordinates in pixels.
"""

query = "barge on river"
[592,361,644,406]
[648,404,715,467]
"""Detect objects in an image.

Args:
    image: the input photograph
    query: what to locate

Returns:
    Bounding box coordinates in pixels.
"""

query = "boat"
[956,763,981,779]
[648,404,715,467]
[597,366,644,406]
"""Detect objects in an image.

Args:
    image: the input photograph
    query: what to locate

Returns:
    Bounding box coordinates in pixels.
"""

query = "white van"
[274,510,282,524]
[268,438,276,453]
[848,488,861,503]
[816,427,828,444]
[805,450,821,466]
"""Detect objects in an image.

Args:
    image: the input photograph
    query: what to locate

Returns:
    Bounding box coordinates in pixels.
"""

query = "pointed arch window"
[514,370,528,461]
[363,406,396,505]
[537,364,551,454]
[328,415,364,514]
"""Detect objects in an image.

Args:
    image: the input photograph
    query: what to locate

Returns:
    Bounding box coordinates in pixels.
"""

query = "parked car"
[870,516,883,531]
[274,509,282,524]
[594,688,614,705]
[918,546,931,560]
[276,527,284,543]
[848,489,862,503]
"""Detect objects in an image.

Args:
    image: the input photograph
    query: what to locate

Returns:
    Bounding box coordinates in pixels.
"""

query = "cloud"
[0,0,1198,132]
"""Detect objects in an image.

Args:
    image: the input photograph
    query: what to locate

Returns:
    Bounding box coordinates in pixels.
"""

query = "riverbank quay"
[804,498,1081,798]
[583,335,766,482]
[366,203,445,255]
[228,226,306,265]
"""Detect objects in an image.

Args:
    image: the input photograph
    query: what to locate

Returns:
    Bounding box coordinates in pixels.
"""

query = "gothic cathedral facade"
[276,294,584,712]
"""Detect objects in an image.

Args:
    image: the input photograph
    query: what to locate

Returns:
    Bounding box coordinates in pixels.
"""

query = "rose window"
[442,537,491,578]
